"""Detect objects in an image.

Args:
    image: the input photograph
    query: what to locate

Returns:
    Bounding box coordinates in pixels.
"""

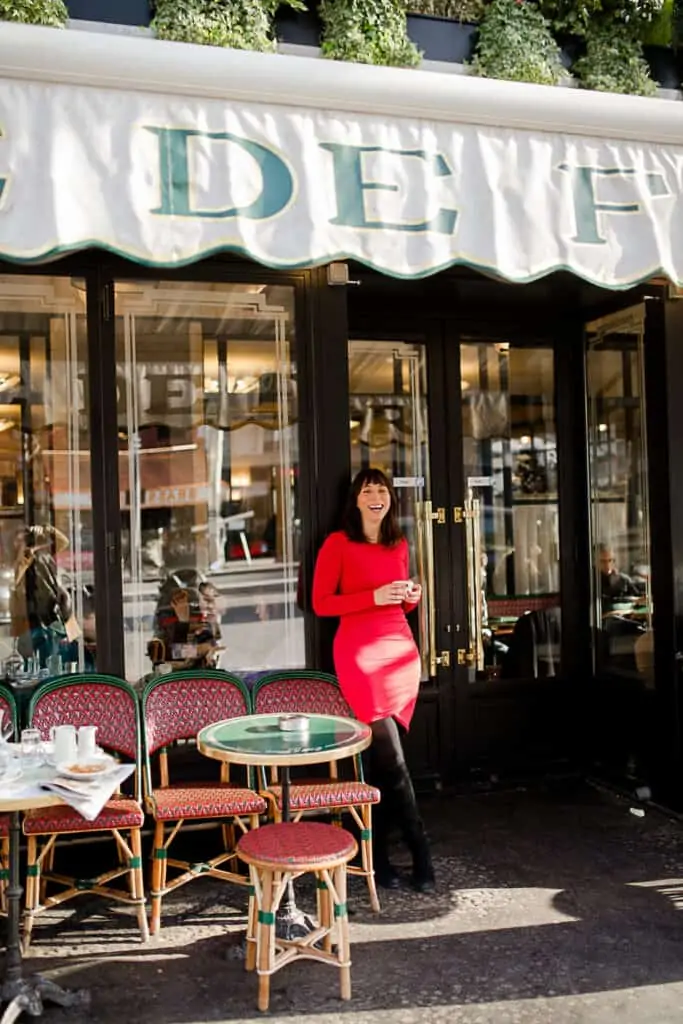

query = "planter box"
[275,0,322,46]
[643,45,681,89]
[66,0,152,26]
[406,15,478,64]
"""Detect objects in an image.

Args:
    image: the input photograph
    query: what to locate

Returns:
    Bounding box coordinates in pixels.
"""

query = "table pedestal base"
[1,976,89,1023]
[276,883,315,941]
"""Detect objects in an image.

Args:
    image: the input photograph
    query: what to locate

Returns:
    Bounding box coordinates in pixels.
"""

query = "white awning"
[1,23,683,286]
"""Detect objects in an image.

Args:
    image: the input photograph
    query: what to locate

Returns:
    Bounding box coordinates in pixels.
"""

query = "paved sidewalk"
[8,781,683,1024]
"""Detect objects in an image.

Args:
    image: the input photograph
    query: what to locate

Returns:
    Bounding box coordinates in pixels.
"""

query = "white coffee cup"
[51,724,77,764]
[77,725,98,762]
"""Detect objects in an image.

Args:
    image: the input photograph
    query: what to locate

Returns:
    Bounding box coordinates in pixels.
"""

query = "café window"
[586,306,653,683]
[115,281,303,684]
[0,275,96,680]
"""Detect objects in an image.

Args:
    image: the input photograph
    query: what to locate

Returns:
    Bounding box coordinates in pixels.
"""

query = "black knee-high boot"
[371,782,401,889]
[384,762,435,892]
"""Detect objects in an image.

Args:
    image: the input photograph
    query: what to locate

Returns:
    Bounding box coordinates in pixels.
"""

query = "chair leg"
[23,835,39,952]
[222,822,239,870]
[361,805,381,913]
[257,869,275,1013]
[40,839,56,905]
[245,866,259,972]
[0,834,8,913]
[149,820,166,937]
[334,864,351,1001]
[318,874,333,953]
[130,828,149,943]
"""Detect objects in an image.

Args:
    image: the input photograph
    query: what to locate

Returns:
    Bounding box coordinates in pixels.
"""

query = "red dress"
[312,531,421,729]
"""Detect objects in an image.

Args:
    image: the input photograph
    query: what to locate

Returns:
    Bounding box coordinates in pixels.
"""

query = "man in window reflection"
[148,584,222,670]
[598,544,642,606]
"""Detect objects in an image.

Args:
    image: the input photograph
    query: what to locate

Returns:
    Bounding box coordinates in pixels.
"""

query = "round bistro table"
[197,713,372,938]
[0,792,89,1023]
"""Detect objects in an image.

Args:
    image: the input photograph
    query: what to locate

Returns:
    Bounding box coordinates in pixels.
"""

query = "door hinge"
[434,650,451,668]
[430,507,446,525]
[457,648,475,666]
[453,507,476,523]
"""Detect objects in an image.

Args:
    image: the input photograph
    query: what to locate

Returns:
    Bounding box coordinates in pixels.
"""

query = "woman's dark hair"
[342,468,403,546]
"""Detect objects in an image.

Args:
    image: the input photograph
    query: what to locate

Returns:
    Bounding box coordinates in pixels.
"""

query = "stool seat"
[238,821,356,869]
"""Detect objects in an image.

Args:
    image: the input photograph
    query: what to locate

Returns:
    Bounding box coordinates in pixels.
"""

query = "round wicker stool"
[237,821,358,1012]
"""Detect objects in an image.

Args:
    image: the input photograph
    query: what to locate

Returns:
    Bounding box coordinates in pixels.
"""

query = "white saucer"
[55,755,116,781]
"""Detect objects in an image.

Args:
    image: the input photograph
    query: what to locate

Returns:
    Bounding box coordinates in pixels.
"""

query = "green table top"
[197,713,371,767]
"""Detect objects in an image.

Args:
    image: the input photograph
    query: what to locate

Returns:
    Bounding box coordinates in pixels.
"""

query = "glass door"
[348,340,440,681]
[459,341,562,684]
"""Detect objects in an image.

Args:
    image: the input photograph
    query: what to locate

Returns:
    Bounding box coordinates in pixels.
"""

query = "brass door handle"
[463,496,484,673]
[416,500,445,678]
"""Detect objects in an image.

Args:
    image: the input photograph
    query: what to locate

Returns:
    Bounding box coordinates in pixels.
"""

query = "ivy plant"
[153,0,304,52]
[0,0,67,26]
[470,0,567,85]
[320,0,421,66]
[574,22,657,92]
[406,0,486,20]
[538,0,663,37]
[642,0,673,42]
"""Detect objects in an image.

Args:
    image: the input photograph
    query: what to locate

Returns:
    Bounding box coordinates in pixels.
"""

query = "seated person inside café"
[148,580,221,670]
[598,544,644,607]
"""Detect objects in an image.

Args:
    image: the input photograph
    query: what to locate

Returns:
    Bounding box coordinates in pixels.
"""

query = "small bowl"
[278,714,310,734]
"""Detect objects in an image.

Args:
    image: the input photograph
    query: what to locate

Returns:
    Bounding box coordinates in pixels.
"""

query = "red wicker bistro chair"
[22,674,148,950]
[237,821,357,1012]
[141,670,267,936]
[251,671,380,913]
[0,683,18,914]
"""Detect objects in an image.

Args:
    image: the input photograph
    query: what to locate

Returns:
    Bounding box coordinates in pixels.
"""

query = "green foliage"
[320,0,421,65]
[470,0,567,85]
[152,0,304,52]
[538,0,663,37]
[0,0,67,26]
[673,0,683,44]
[642,0,672,43]
[574,22,657,92]
[405,0,486,22]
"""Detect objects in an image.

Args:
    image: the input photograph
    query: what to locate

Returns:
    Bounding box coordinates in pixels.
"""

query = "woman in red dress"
[312,468,435,892]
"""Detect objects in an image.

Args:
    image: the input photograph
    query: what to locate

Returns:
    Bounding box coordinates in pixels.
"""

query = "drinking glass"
[20,728,43,768]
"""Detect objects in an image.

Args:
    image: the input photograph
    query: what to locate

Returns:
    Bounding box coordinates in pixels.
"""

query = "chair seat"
[23,799,144,835]
[266,780,381,811]
[149,782,267,821]
[238,821,357,868]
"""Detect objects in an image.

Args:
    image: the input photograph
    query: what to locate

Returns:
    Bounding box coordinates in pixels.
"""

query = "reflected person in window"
[11,525,81,668]
[312,468,434,893]
[598,544,642,606]
[149,586,220,670]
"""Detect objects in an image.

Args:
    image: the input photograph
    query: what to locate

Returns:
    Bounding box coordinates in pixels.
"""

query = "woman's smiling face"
[357,479,391,528]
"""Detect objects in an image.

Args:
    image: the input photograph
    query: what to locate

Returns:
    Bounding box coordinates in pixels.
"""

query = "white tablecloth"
[1,755,136,821]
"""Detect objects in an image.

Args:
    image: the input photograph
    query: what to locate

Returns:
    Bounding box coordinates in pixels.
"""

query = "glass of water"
[20,728,43,768]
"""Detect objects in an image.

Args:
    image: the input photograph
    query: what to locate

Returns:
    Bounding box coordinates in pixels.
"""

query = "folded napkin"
[41,764,136,822]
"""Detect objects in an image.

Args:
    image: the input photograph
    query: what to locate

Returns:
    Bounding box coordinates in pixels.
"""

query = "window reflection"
[461,342,561,681]
[116,281,303,683]
[0,275,95,680]
[587,307,652,684]
[348,341,430,679]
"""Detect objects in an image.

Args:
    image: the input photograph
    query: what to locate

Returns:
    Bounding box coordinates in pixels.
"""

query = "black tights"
[368,716,407,783]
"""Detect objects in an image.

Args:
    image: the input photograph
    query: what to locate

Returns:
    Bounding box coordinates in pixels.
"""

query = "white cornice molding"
[0,21,682,144]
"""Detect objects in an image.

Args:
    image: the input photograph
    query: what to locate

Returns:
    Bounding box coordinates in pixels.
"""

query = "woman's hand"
[374,582,410,606]
[406,582,422,604]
